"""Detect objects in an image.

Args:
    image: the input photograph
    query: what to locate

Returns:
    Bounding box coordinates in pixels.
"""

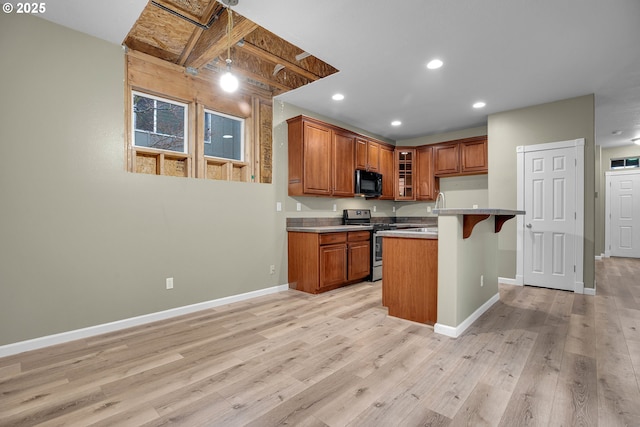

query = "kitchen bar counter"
[433,208,525,239]
[376,229,438,239]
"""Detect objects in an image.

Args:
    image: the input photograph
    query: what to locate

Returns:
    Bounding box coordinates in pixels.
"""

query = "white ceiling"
[41,0,640,147]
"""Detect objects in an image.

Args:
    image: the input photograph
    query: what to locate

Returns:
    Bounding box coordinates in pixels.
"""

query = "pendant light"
[220,0,239,93]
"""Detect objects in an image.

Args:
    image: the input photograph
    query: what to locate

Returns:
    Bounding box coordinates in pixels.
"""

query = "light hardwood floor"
[1,257,639,426]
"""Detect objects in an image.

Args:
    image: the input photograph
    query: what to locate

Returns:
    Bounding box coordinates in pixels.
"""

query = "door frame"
[515,138,585,293]
[605,169,640,258]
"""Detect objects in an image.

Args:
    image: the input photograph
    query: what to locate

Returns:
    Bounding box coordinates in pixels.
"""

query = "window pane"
[611,159,625,169]
[133,95,154,132]
[204,111,243,161]
[625,157,639,168]
[133,93,186,153]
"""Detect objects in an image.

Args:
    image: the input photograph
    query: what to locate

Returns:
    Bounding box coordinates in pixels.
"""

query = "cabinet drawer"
[348,231,371,242]
[319,232,347,245]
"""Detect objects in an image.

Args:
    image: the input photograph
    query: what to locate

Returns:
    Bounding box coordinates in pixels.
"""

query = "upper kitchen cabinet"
[460,137,488,174]
[287,115,355,197]
[416,145,439,201]
[332,129,357,197]
[355,138,380,172]
[378,144,395,200]
[433,136,488,177]
[395,148,415,200]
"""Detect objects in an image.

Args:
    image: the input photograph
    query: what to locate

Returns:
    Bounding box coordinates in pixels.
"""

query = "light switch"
[276,202,282,212]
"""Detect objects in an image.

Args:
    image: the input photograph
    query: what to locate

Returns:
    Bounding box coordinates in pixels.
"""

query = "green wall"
[0,14,286,346]
[488,95,595,287]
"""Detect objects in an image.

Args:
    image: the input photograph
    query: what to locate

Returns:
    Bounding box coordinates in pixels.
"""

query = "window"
[611,157,640,169]
[204,110,244,161]
[132,92,188,153]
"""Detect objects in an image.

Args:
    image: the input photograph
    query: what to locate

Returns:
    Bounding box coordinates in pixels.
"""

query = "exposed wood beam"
[177,1,223,66]
[240,41,321,82]
[185,9,258,70]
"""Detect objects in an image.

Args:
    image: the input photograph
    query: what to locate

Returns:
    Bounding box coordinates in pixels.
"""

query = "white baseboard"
[595,255,602,261]
[434,292,500,338]
[498,277,519,286]
[0,284,290,358]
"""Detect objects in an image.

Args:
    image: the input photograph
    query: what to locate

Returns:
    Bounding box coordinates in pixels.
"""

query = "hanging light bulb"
[220,59,239,92]
[220,3,239,93]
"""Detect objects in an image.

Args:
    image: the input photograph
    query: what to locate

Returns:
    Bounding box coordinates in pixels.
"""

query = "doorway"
[605,170,640,258]
[515,139,585,292]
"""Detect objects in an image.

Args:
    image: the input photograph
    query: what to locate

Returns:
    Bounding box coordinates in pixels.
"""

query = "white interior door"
[606,171,640,258]
[523,147,577,291]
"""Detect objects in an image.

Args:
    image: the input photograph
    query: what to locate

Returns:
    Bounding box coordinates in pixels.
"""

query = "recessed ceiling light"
[391,120,402,126]
[612,130,622,135]
[223,134,233,139]
[332,93,345,101]
[473,101,486,109]
[426,59,443,70]
[633,137,640,145]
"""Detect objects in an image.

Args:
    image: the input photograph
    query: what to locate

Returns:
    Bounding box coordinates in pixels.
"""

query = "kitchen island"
[379,209,524,337]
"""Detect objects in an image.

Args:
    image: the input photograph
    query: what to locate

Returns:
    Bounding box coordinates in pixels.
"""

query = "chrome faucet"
[434,191,446,210]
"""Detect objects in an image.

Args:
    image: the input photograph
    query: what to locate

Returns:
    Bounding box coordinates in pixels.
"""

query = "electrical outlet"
[373,206,377,212]
[270,265,276,275]
[333,204,337,212]
[473,204,479,209]
[276,202,282,212]
[166,277,174,290]
[480,275,484,287]
[392,206,396,213]
[296,202,302,211]
[427,206,432,213]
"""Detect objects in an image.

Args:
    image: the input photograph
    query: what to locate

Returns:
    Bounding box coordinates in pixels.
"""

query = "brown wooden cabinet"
[356,138,380,172]
[433,143,460,176]
[394,148,415,200]
[433,136,488,177]
[382,236,438,325]
[416,145,439,201]
[288,230,371,294]
[287,116,355,197]
[378,144,395,200]
[460,137,488,174]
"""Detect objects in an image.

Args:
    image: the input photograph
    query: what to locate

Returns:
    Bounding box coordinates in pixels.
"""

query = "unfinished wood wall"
[125,50,273,183]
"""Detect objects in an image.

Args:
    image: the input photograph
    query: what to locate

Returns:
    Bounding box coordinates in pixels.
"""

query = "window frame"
[203,108,246,162]
[131,90,189,154]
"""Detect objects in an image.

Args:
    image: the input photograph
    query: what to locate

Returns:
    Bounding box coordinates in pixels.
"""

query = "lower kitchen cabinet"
[288,230,371,294]
[382,236,438,325]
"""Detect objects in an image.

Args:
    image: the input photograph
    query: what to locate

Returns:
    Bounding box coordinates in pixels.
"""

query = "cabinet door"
[367,141,380,172]
[395,148,415,200]
[348,240,371,281]
[355,138,368,170]
[461,138,488,174]
[320,243,348,289]
[416,146,438,201]
[332,130,355,197]
[378,145,395,200]
[434,143,460,176]
[303,122,332,195]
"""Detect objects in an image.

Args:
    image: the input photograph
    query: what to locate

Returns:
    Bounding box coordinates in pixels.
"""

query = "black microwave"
[355,170,382,197]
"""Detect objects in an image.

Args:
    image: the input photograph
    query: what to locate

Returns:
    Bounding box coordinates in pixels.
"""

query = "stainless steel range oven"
[343,209,390,281]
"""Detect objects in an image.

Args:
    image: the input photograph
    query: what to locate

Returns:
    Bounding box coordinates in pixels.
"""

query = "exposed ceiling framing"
[123,0,338,95]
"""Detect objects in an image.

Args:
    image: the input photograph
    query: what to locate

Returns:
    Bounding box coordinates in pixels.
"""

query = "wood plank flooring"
[1,256,639,426]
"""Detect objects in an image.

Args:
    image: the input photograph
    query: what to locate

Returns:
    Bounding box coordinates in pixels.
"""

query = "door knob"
[526,223,532,228]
